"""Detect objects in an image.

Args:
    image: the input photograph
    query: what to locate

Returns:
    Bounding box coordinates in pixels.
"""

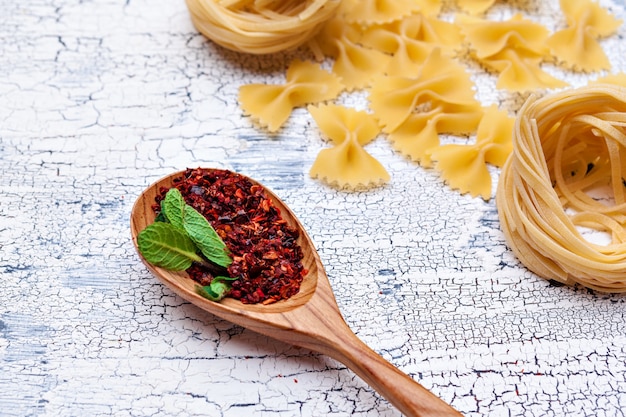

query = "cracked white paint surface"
[2,1,626,416]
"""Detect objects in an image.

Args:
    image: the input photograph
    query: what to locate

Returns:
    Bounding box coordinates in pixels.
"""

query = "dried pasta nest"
[185,0,341,54]
[496,84,626,293]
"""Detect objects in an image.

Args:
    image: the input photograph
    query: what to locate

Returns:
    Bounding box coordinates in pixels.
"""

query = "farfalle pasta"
[547,0,622,72]
[308,104,389,188]
[228,0,622,197]
[457,14,565,92]
[339,0,439,25]
[370,49,482,165]
[429,105,514,200]
[386,104,484,166]
[360,13,463,77]
[456,0,496,15]
[481,49,568,92]
[413,0,443,17]
[312,16,391,90]
[239,60,343,132]
[457,14,550,59]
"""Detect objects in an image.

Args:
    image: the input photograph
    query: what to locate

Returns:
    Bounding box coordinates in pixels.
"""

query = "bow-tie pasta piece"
[475,105,514,168]
[308,104,389,188]
[388,103,483,166]
[429,105,514,199]
[239,60,343,132]
[481,48,568,92]
[370,49,479,133]
[360,13,463,77]
[339,0,440,24]
[413,0,443,17]
[312,16,391,90]
[547,0,622,72]
[456,0,497,15]
[457,13,551,60]
[457,14,567,92]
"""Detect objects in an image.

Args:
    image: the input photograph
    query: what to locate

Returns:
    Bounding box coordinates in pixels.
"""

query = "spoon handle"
[325,329,463,417]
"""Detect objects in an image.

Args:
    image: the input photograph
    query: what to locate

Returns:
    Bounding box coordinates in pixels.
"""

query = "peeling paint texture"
[2,1,626,416]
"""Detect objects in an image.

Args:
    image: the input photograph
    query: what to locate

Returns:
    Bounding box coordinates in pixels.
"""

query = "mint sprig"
[137,187,233,271]
[183,205,232,268]
[137,221,204,270]
[161,187,186,230]
[195,276,238,301]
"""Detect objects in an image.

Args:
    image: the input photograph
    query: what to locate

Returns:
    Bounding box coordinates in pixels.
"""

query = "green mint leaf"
[195,276,237,301]
[161,188,186,230]
[137,222,204,270]
[195,285,221,301]
[183,205,232,268]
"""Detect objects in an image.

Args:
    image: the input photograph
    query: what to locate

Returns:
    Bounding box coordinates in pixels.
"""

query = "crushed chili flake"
[153,168,307,304]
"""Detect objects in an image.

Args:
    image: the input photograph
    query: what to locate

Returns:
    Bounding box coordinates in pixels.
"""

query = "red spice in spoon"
[153,168,306,304]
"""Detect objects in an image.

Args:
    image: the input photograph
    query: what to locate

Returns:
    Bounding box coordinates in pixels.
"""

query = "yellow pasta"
[496,84,626,292]
[339,0,440,24]
[456,0,497,15]
[238,60,343,132]
[370,49,479,134]
[481,48,569,92]
[413,0,443,17]
[457,14,568,91]
[360,13,463,77]
[308,104,389,188]
[185,0,341,54]
[224,0,622,197]
[312,15,391,90]
[547,0,622,72]
[429,105,514,200]
[457,14,550,60]
[387,104,484,166]
[368,49,482,165]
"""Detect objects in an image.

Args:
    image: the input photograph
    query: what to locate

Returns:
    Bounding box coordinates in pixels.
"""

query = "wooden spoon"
[130,169,462,417]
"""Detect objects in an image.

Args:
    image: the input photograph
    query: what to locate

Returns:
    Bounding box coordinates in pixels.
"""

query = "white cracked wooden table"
[1,1,626,416]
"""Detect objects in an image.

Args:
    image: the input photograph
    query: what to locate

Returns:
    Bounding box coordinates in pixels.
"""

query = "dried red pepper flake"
[153,168,307,304]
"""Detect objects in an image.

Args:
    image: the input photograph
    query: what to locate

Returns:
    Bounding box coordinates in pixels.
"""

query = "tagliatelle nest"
[496,84,626,293]
[185,0,342,54]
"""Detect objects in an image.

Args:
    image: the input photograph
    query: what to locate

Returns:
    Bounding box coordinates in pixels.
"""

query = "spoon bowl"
[130,169,462,417]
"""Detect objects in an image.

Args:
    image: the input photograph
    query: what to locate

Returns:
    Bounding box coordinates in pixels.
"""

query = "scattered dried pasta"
[457,14,566,92]
[429,105,514,200]
[338,0,434,25]
[457,14,550,60]
[185,0,341,54]
[385,104,484,167]
[370,49,482,165]
[359,13,463,77]
[238,60,343,132]
[547,0,622,72]
[308,104,389,188]
[228,1,622,197]
[481,49,569,92]
[496,84,626,292]
[411,0,444,18]
[312,15,391,90]
[456,0,497,15]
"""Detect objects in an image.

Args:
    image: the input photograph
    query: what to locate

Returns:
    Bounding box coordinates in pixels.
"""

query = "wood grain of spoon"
[130,169,462,417]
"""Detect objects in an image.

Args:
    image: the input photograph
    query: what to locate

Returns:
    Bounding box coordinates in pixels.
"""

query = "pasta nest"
[185,0,341,54]
[497,84,626,293]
